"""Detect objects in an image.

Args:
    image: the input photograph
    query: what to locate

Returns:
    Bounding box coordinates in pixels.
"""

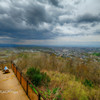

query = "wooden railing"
[11,61,46,100]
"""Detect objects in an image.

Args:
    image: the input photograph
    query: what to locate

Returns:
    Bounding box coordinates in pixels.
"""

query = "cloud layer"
[0,0,100,46]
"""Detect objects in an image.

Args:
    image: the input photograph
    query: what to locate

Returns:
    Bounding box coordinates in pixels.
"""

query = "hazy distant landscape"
[0,46,100,100]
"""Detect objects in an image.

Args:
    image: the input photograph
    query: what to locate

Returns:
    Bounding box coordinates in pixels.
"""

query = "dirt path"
[0,69,29,100]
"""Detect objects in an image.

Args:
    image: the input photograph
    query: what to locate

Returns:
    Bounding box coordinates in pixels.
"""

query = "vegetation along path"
[0,69,29,100]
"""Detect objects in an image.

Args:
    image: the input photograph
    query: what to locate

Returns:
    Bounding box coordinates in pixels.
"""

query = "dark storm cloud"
[24,4,51,26]
[63,13,100,24]
[0,0,65,41]
[0,29,59,40]
[49,0,59,7]
[0,0,54,40]
[77,14,100,23]
[0,0,100,44]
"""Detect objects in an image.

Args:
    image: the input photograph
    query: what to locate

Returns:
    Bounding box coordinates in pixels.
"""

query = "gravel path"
[0,69,29,100]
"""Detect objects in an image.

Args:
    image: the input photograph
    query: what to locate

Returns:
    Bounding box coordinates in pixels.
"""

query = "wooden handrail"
[11,61,46,100]
[0,60,46,100]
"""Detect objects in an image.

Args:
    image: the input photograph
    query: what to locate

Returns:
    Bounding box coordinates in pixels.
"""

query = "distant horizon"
[0,43,100,48]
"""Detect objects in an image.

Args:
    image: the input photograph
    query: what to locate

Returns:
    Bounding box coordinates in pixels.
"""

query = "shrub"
[83,79,94,88]
[44,87,62,99]
[26,67,50,86]
[63,81,89,100]
[93,53,100,56]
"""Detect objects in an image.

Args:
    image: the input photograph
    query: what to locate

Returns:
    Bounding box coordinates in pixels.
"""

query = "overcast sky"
[0,0,100,47]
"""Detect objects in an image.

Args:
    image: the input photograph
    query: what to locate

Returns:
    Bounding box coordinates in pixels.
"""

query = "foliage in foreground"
[47,71,100,100]
[26,67,50,86]
[16,52,100,100]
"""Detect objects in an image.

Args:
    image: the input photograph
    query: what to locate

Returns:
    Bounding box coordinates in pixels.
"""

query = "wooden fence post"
[26,80,28,95]
[38,94,41,100]
[11,61,12,69]
[16,67,17,76]
[20,72,22,84]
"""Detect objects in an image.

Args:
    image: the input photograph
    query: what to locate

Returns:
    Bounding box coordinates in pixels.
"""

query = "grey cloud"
[63,13,100,25]
[0,0,54,40]
[91,23,98,27]
[25,4,51,26]
[95,30,100,35]
[74,0,82,5]
[58,32,86,37]
[0,29,59,40]
[74,0,86,5]
[80,26,89,30]
[0,0,100,44]
[0,0,64,41]
[49,0,59,7]
[77,14,100,23]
